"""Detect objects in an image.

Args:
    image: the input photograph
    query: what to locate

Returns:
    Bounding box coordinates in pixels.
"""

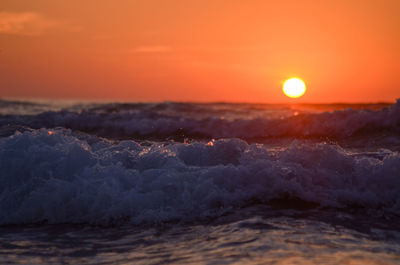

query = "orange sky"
[0,0,399,103]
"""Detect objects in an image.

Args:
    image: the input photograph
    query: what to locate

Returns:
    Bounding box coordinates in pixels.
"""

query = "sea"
[0,98,399,264]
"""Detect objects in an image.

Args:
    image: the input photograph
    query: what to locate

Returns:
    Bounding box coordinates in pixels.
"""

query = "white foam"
[0,129,399,225]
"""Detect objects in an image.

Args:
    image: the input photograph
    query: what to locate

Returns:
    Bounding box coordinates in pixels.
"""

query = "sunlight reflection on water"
[1,212,399,264]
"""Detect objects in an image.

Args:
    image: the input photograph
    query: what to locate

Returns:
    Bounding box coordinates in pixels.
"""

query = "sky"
[0,0,399,103]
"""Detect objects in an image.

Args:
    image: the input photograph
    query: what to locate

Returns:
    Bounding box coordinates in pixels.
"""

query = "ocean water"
[0,98,399,264]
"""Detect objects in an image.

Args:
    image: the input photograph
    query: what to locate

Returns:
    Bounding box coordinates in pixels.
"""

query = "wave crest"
[0,100,399,141]
[1,129,399,225]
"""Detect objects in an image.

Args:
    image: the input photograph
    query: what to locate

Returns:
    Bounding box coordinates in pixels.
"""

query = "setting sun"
[282,78,306,98]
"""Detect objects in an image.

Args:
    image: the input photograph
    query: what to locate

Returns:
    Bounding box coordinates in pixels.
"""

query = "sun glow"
[283,78,306,98]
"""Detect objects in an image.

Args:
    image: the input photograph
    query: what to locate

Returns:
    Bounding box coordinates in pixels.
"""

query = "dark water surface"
[0,99,399,264]
[1,208,400,264]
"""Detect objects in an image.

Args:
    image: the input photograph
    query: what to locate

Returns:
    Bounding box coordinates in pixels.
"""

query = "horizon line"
[0,96,397,106]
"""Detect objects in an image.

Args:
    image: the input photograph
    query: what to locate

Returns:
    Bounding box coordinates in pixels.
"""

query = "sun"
[283,78,306,98]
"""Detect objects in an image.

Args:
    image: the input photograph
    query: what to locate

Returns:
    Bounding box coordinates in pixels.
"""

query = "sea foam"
[0,129,399,225]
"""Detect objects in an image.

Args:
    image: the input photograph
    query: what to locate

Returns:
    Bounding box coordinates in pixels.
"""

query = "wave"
[0,128,399,225]
[0,100,399,141]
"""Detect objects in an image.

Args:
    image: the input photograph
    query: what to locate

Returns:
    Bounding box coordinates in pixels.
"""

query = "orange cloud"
[0,12,80,36]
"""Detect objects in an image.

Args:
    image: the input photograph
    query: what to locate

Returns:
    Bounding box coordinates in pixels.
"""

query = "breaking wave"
[0,100,399,140]
[0,129,399,225]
